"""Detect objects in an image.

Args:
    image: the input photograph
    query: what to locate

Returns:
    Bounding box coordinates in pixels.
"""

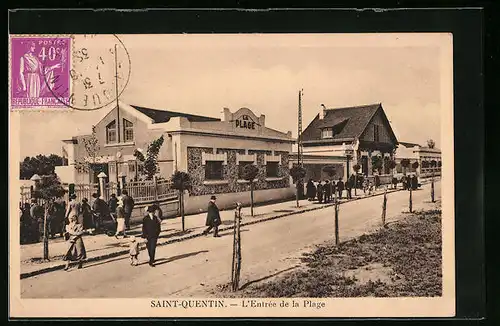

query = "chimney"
[319,104,327,120]
[222,107,231,121]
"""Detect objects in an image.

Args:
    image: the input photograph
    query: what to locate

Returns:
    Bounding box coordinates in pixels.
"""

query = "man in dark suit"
[324,180,331,203]
[337,178,345,199]
[202,195,221,237]
[142,205,161,267]
[121,190,135,230]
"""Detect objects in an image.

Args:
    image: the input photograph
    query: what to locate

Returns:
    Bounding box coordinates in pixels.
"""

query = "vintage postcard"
[9,33,454,318]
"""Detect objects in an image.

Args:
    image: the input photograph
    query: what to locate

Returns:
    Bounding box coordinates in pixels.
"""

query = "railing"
[123,179,177,204]
[20,179,177,206]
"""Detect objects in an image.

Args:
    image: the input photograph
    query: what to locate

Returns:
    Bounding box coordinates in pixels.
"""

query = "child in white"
[129,235,140,266]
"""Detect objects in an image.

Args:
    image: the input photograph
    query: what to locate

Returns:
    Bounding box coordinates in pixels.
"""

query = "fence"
[20,179,177,206]
[123,179,177,203]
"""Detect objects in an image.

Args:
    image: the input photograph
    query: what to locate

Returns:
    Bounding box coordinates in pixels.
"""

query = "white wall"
[183,187,295,215]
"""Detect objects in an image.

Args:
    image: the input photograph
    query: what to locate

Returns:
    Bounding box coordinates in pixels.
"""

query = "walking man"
[202,195,221,237]
[324,180,331,203]
[316,181,324,203]
[142,205,161,267]
[337,178,345,199]
[121,190,135,230]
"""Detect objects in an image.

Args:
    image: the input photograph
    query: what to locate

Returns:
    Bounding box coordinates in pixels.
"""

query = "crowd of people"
[19,190,224,270]
[304,173,420,203]
[19,190,141,244]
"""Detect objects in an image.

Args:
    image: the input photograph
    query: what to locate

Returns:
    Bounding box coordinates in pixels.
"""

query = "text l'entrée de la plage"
[151,299,327,309]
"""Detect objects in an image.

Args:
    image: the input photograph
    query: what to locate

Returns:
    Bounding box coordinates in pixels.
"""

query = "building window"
[374,125,380,142]
[238,161,254,179]
[205,161,224,180]
[266,162,279,178]
[123,119,134,142]
[106,120,117,143]
[322,128,333,139]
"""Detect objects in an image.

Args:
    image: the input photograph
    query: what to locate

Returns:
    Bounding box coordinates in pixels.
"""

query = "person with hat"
[114,197,127,238]
[202,195,221,237]
[142,205,162,267]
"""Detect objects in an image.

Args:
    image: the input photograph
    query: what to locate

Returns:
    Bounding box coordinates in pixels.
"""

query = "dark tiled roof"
[130,105,220,123]
[399,141,421,148]
[302,103,381,142]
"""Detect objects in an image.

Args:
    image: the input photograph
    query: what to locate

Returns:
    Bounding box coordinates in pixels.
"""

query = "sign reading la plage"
[235,114,258,130]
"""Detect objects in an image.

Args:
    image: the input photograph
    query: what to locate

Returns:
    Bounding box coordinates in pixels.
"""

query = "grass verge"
[221,204,442,298]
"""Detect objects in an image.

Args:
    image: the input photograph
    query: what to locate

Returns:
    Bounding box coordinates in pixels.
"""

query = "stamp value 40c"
[10,36,71,109]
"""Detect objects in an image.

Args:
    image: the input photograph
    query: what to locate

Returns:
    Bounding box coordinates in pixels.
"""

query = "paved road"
[21,181,441,298]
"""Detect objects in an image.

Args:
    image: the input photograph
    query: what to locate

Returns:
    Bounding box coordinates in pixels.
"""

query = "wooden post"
[180,189,185,232]
[250,182,254,216]
[409,186,413,213]
[431,173,435,203]
[382,187,387,227]
[43,203,49,260]
[232,203,242,292]
[334,198,339,245]
[295,179,299,208]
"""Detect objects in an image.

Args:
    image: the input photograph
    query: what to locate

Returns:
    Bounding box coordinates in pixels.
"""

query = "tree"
[323,165,337,178]
[32,174,67,260]
[241,164,260,216]
[171,171,192,231]
[412,161,420,175]
[387,159,397,189]
[134,135,165,180]
[371,155,383,175]
[290,165,306,208]
[400,159,411,176]
[75,126,104,181]
[352,164,361,195]
[20,154,67,180]
[427,139,436,149]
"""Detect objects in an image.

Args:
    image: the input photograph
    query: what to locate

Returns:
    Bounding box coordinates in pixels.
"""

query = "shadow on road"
[154,250,209,266]
[82,255,130,269]
[238,265,300,291]
[158,229,193,239]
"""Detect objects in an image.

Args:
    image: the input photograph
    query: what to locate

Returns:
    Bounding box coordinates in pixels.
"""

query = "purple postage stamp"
[10,36,71,109]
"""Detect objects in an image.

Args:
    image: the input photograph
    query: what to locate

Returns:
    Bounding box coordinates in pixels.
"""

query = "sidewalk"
[19,180,436,279]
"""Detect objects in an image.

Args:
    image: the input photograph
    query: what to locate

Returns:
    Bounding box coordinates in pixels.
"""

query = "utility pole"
[297,89,304,167]
[114,44,121,189]
[115,44,121,144]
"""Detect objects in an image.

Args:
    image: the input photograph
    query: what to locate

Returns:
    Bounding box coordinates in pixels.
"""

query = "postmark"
[10,36,71,109]
[61,34,132,111]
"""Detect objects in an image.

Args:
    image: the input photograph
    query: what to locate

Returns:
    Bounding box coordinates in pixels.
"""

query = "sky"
[15,33,449,160]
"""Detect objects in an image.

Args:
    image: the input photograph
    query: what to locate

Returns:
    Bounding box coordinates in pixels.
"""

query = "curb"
[20,181,435,279]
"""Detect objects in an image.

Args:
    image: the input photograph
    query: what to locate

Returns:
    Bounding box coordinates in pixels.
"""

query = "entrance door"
[361,156,369,176]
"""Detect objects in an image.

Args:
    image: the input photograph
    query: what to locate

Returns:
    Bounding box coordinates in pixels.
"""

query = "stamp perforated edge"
[9,34,75,113]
